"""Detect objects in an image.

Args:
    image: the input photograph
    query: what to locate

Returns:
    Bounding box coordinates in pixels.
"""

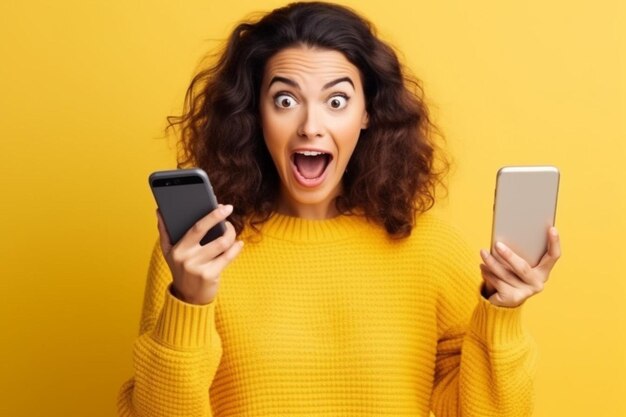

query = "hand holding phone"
[149,168,244,305]
[479,166,562,307]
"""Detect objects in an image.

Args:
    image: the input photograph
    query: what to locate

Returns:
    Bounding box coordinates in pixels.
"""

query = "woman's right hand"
[156,204,244,305]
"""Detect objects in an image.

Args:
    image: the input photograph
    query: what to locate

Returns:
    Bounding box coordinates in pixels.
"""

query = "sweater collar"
[254,212,369,243]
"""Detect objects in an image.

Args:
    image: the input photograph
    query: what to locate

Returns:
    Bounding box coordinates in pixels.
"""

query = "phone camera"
[163,179,181,186]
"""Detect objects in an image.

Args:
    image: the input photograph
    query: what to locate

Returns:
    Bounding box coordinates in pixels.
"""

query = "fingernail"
[480,249,489,259]
[496,241,507,252]
[550,227,559,237]
[220,204,233,215]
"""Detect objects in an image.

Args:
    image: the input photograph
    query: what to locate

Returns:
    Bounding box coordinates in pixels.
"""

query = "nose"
[297,105,324,139]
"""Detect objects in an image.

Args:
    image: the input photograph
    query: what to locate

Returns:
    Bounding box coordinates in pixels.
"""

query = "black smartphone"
[148,168,226,246]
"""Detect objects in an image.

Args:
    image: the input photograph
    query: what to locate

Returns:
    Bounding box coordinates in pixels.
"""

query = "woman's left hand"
[479,227,561,308]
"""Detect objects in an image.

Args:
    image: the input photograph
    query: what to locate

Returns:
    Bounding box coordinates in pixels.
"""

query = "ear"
[361,111,369,129]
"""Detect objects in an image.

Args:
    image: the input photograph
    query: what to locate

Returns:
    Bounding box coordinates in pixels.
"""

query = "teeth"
[296,151,324,156]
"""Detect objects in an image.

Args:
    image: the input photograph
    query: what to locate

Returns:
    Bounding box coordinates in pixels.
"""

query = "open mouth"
[290,150,334,188]
[291,150,333,180]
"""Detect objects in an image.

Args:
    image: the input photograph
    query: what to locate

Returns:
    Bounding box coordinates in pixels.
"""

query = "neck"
[276,192,340,220]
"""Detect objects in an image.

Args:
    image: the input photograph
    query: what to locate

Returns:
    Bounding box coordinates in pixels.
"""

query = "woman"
[118,2,561,416]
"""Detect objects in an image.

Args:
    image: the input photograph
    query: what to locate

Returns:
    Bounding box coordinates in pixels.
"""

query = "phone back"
[491,166,560,267]
[149,168,225,246]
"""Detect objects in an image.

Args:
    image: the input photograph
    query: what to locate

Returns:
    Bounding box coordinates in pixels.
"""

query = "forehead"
[262,46,363,87]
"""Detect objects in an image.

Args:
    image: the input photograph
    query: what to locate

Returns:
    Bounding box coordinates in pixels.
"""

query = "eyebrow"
[267,76,355,91]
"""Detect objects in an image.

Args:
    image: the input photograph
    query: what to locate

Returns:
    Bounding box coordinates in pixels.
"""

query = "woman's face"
[259,46,369,219]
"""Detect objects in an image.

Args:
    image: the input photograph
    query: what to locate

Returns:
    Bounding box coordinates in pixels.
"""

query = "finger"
[156,209,173,254]
[480,265,527,307]
[209,239,244,273]
[493,242,536,286]
[189,221,238,265]
[480,263,514,294]
[178,204,234,252]
[490,249,513,273]
[183,236,243,287]
[538,227,561,272]
[480,249,523,289]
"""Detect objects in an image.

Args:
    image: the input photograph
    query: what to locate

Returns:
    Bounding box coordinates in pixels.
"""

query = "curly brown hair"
[168,1,448,238]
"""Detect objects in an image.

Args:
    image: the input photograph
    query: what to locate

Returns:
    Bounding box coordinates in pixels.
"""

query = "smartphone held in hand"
[149,168,226,246]
[491,166,560,267]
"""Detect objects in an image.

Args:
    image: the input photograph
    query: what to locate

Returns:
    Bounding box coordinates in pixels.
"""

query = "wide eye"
[274,94,297,109]
[328,95,348,110]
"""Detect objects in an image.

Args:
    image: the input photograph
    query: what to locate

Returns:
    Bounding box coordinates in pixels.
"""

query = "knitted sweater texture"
[118,212,537,416]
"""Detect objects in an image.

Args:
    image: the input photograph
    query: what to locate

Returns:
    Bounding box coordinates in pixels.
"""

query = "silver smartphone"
[490,166,560,267]
[148,168,226,246]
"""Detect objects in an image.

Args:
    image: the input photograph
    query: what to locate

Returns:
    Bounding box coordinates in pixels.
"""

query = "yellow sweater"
[118,212,537,416]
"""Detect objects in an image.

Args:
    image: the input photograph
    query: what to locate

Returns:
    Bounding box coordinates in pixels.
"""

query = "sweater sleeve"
[429,223,538,417]
[117,240,223,417]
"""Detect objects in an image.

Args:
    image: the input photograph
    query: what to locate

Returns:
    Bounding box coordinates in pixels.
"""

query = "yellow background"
[1,0,624,415]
